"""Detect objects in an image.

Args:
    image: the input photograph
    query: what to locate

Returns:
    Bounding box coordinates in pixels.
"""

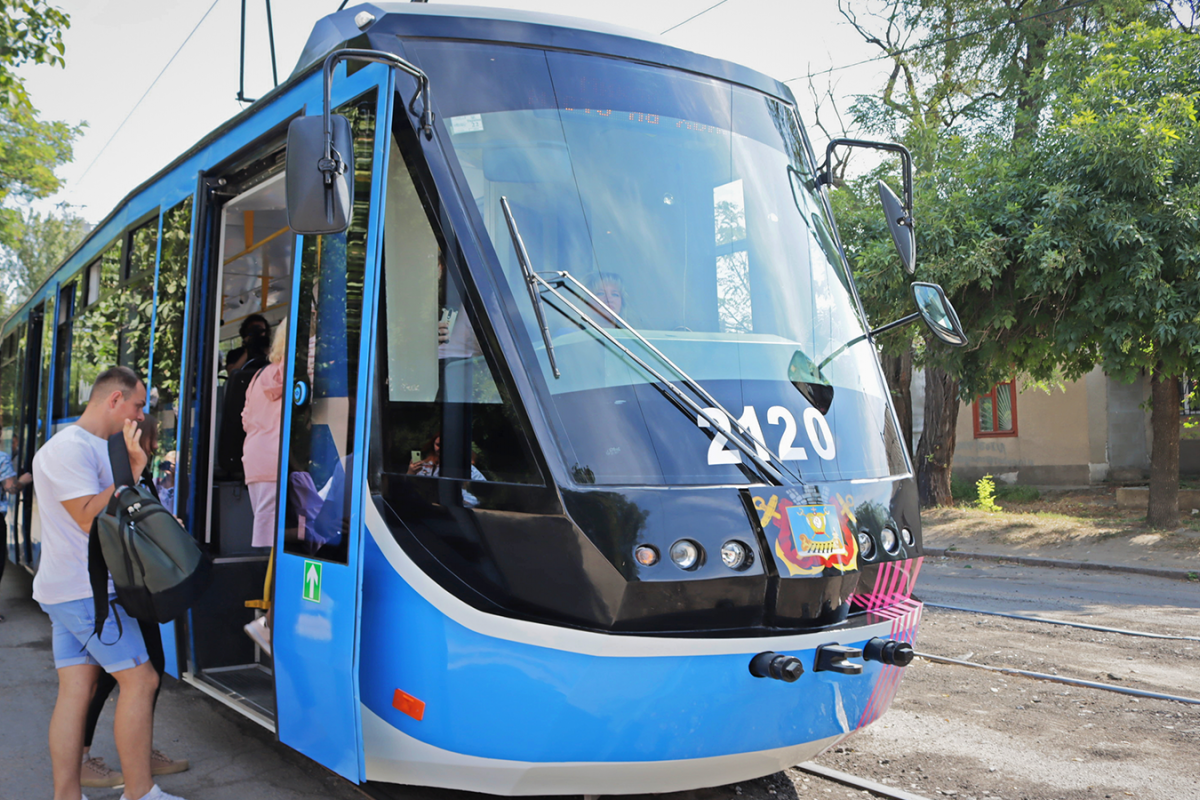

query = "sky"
[17,0,892,224]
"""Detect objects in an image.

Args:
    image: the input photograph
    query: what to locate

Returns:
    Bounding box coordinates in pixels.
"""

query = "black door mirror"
[286,114,355,235]
[818,139,915,273]
[878,180,914,274]
[912,282,967,346]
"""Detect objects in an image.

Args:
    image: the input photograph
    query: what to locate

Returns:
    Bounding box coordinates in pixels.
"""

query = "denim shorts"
[39,594,150,673]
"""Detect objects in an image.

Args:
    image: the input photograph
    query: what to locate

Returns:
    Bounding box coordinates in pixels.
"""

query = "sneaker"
[151,748,189,776]
[243,616,271,656]
[80,756,124,788]
[120,784,187,800]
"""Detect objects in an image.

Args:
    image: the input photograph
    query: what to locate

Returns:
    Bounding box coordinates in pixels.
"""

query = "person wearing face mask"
[225,314,270,375]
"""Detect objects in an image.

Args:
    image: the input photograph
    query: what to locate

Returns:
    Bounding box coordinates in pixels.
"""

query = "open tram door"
[270,64,393,782]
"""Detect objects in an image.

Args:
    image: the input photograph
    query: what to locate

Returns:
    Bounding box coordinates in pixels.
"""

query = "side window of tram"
[148,199,193,510]
[68,240,123,416]
[0,332,20,461]
[281,93,377,564]
[374,138,542,496]
[119,218,158,377]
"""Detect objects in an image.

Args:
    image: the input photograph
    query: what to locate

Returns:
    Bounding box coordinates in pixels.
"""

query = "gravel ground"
[629,565,1200,800]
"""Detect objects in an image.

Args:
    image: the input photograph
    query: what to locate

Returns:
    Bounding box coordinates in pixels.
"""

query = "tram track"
[795,762,935,800]
[917,600,1200,705]
[924,601,1200,642]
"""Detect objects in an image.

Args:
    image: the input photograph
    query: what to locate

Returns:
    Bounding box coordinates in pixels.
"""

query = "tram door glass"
[281,94,377,563]
[149,198,192,513]
[410,43,907,486]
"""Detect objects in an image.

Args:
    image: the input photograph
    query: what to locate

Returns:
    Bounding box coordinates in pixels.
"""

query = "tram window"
[84,259,101,306]
[415,42,907,484]
[374,137,542,493]
[70,239,123,417]
[0,331,18,457]
[119,217,159,378]
[149,198,192,511]
[53,283,75,419]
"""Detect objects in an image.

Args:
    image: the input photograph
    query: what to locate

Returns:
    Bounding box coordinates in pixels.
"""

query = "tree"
[828,0,1152,505]
[0,0,68,113]
[0,1,79,247]
[0,206,89,311]
[1021,22,1200,528]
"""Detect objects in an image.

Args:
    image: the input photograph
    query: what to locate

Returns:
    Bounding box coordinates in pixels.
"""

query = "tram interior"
[192,171,292,721]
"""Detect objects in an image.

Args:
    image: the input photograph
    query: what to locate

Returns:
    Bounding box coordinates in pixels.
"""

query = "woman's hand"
[124,419,149,480]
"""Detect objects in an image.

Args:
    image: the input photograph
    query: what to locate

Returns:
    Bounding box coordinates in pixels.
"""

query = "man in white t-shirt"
[32,366,186,800]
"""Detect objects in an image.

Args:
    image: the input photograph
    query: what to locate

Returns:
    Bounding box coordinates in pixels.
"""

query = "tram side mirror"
[912,282,967,347]
[286,114,355,235]
[878,180,915,274]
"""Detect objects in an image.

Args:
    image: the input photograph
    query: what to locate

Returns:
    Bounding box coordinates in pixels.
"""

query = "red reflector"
[392,689,425,721]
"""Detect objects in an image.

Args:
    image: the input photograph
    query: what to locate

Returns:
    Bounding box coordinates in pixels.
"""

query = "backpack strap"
[108,431,136,491]
[90,431,136,640]
[88,514,110,638]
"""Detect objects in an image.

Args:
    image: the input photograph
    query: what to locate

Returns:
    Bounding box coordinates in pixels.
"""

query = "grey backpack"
[88,432,212,636]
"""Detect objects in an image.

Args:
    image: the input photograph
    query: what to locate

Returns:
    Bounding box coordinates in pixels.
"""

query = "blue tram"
[1,4,965,794]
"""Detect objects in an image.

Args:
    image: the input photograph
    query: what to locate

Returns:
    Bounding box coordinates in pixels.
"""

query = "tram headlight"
[669,539,702,570]
[634,545,659,567]
[857,530,877,561]
[720,540,750,570]
[901,527,915,547]
[880,527,900,554]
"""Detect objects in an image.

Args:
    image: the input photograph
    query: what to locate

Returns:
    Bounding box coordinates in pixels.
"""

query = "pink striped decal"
[849,556,924,612]
[855,599,923,728]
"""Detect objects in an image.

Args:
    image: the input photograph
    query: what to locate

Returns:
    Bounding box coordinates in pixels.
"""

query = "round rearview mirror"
[912,282,967,347]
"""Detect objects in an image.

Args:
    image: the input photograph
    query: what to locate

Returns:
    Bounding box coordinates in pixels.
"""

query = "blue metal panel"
[358,532,906,763]
[271,62,393,783]
[159,620,179,679]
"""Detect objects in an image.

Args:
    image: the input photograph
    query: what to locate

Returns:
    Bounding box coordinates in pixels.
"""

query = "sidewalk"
[0,566,363,800]
[921,505,1200,581]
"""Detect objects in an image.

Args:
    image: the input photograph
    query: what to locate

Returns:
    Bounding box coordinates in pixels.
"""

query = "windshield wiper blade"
[538,269,802,487]
[500,196,560,379]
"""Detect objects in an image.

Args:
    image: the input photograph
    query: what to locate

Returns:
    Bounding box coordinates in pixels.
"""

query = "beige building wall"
[952,367,1106,486]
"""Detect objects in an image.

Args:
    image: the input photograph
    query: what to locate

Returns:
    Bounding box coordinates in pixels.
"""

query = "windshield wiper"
[500,196,560,378]
[540,270,802,487]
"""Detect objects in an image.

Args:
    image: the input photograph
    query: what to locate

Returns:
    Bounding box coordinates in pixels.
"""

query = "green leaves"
[0,0,70,113]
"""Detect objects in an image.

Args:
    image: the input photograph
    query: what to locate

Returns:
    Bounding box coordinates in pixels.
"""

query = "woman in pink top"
[242,319,287,548]
[242,319,286,654]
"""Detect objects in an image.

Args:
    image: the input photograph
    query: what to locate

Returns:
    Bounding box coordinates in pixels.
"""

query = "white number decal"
[767,406,808,460]
[737,406,771,461]
[699,405,835,465]
[804,407,836,460]
[698,408,741,465]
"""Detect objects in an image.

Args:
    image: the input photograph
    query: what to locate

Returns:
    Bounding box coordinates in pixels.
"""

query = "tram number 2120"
[697,405,835,465]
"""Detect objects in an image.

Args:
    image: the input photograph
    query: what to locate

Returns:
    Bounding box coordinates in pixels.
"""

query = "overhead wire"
[74,0,224,186]
[784,0,1102,83]
[660,0,732,35]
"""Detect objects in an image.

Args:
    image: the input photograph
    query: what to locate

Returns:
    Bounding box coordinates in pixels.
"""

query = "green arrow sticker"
[302,560,322,603]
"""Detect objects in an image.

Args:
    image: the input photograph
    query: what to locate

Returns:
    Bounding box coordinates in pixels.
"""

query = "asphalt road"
[4,558,1197,800]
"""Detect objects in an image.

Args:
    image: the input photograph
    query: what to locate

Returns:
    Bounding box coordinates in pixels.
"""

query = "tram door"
[272,77,390,782]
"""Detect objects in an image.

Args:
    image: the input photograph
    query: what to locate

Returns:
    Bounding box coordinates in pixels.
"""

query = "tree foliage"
[0,1,81,278]
[1020,22,1200,526]
[0,206,88,313]
[828,0,1159,505]
[0,0,68,113]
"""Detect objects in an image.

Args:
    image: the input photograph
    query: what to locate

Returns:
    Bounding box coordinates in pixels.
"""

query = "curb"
[923,547,1200,583]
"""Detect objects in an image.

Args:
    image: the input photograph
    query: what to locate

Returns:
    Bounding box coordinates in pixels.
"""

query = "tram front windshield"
[405,42,906,486]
